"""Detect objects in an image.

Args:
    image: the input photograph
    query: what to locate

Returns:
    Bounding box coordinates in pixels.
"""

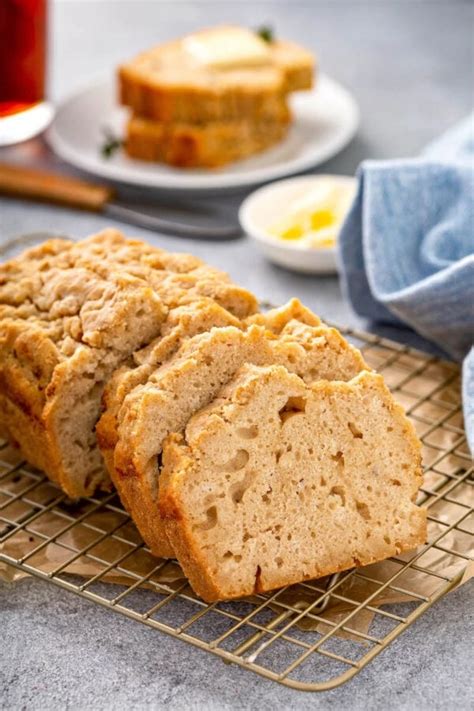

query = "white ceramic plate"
[47,75,359,192]
[239,175,357,274]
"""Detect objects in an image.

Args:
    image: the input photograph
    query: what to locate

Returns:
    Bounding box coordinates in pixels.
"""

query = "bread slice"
[0,229,257,498]
[125,111,291,167]
[96,297,242,476]
[159,366,426,601]
[97,298,321,479]
[119,26,314,123]
[110,320,368,557]
[245,297,321,332]
[270,40,314,92]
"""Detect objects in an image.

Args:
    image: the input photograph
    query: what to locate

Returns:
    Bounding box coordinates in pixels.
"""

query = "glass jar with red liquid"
[0,0,53,145]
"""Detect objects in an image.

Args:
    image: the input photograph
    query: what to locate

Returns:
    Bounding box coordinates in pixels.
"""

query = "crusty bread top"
[246,298,321,333]
[0,229,257,498]
[159,366,425,601]
[119,26,314,95]
[0,228,257,361]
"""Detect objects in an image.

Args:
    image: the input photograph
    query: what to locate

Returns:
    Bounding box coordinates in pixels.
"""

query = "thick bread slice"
[159,366,426,602]
[0,229,257,498]
[125,112,291,167]
[97,298,320,477]
[270,40,314,92]
[112,321,368,557]
[119,26,314,122]
[96,298,242,475]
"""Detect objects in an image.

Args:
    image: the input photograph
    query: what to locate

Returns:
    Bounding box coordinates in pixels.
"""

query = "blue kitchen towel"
[339,113,474,451]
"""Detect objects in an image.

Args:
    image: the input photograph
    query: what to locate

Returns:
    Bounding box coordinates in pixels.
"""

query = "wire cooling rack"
[0,325,472,692]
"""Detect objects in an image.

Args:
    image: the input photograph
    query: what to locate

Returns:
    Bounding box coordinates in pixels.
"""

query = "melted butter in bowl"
[239,175,357,274]
[268,178,356,248]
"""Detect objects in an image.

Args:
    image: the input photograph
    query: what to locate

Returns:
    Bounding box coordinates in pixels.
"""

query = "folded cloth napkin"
[339,114,474,451]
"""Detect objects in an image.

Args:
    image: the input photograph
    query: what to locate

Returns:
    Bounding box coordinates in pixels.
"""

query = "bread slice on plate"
[119,26,315,123]
[159,366,426,602]
[108,317,368,558]
[0,229,256,498]
[125,110,291,167]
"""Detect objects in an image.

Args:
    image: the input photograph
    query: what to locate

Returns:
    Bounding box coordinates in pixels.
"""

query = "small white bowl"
[239,175,357,274]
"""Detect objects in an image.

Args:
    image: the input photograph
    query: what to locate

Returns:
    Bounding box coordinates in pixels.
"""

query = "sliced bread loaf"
[0,229,256,498]
[97,298,320,472]
[159,366,426,601]
[111,320,368,557]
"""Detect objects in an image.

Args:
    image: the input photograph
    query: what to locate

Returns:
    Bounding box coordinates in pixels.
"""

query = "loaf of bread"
[159,366,427,601]
[1,231,426,603]
[104,316,368,558]
[125,111,291,167]
[0,229,257,497]
[119,26,314,123]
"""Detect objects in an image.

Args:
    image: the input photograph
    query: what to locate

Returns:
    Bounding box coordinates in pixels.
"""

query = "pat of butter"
[269,178,357,249]
[183,27,271,70]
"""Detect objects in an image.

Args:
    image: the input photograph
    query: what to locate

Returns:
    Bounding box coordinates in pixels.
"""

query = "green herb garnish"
[256,25,274,43]
[101,128,123,159]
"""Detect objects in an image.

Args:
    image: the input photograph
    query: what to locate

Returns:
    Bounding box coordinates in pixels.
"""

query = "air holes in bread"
[230,468,256,505]
[195,505,218,531]
[391,479,402,486]
[223,448,249,472]
[348,421,363,438]
[331,450,345,468]
[356,501,371,521]
[279,396,307,424]
[237,425,258,439]
[329,485,346,505]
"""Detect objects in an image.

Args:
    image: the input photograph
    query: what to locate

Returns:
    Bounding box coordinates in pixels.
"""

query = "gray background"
[1,1,473,708]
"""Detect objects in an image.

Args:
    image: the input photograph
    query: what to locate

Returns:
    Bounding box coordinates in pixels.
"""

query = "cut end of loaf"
[160,365,426,602]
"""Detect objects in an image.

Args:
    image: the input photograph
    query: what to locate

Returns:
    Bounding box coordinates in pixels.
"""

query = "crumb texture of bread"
[159,366,426,602]
[111,307,368,558]
[0,229,257,498]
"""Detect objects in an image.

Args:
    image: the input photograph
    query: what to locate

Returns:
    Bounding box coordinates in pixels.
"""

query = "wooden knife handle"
[0,162,113,212]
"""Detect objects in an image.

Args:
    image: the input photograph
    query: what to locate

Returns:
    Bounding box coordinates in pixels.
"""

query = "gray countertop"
[1,1,473,708]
